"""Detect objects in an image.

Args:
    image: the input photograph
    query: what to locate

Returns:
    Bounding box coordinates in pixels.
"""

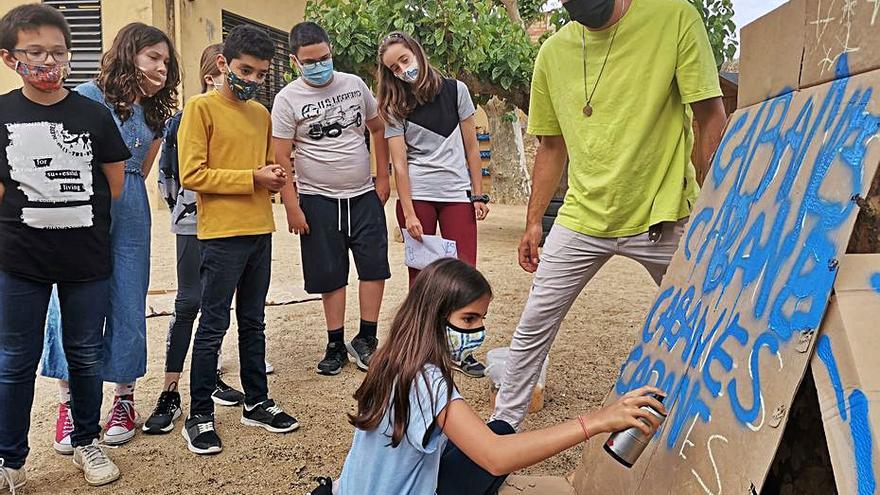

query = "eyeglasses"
[10,48,71,64]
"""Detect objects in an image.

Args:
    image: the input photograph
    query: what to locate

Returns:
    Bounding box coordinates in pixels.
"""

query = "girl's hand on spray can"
[585,386,667,437]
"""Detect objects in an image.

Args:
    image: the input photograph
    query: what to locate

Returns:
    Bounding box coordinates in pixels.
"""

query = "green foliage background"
[303,0,736,109]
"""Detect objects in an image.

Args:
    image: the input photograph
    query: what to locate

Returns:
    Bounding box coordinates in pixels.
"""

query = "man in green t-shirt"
[492,0,728,428]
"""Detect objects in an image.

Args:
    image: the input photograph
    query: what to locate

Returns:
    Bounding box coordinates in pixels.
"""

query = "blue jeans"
[190,235,271,417]
[436,420,515,495]
[0,271,108,469]
[41,172,150,383]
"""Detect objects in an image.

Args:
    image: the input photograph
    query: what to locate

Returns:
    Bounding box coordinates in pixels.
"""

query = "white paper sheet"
[402,230,458,270]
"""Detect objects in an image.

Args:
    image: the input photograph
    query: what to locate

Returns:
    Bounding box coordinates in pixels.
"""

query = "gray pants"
[491,219,686,429]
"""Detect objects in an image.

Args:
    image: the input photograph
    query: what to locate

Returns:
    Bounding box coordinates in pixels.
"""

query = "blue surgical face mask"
[299,58,334,86]
[446,322,486,363]
[225,68,261,101]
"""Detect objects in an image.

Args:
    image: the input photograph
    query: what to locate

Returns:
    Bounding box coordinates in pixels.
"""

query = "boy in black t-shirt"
[0,5,130,489]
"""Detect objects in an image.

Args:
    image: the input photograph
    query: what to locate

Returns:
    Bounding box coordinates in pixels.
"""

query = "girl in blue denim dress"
[41,22,181,451]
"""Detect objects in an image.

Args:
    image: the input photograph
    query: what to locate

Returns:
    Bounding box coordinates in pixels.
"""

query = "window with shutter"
[43,0,103,89]
[221,11,290,110]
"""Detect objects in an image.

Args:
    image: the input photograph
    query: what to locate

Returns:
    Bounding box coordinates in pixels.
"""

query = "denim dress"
[41,81,154,384]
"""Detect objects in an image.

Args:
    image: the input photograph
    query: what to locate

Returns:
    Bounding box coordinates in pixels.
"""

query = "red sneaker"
[53,401,75,455]
[103,395,138,446]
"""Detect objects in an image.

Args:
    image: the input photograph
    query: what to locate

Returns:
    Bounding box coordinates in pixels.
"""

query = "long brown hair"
[349,258,492,447]
[377,32,444,123]
[96,23,180,132]
[198,43,223,93]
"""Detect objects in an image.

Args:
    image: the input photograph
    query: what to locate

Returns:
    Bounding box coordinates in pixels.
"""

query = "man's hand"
[0,182,5,203]
[375,175,391,205]
[254,165,287,193]
[474,201,489,221]
[518,222,543,273]
[285,202,309,235]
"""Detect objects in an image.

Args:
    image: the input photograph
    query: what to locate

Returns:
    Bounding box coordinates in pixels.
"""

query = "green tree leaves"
[304,0,736,110]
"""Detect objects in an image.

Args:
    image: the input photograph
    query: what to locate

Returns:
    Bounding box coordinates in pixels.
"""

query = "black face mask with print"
[563,0,616,29]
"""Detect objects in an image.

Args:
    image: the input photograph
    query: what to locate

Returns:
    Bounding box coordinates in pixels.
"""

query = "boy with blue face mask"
[272,22,391,378]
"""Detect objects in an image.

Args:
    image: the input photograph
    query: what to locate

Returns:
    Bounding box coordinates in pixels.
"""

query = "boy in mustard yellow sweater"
[178,25,298,456]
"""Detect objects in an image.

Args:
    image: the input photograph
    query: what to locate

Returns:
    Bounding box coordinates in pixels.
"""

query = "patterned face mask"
[15,60,69,92]
[446,322,486,363]
[395,62,419,84]
[225,68,261,101]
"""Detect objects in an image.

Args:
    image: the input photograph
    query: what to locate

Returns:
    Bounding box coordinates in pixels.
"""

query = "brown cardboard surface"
[497,475,576,495]
[801,0,880,89]
[737,0,806,108]
[811,254,880,495]
[574,68,880,494]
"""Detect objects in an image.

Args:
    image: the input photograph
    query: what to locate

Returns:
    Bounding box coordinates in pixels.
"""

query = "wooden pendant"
[583,104,593,117]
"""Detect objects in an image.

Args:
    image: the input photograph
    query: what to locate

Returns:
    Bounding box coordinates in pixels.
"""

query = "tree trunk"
[484,97,531,205]
[498,0,524,26]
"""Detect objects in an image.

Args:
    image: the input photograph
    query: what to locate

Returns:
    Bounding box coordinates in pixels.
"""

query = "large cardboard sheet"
[737,0,806,109]
[573,65,880,494]
[801,0,880,89]
[811,254,880,495]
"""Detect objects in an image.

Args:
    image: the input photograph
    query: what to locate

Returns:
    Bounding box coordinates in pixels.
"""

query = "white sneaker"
[73,440,120,487]
[0,459,26,494]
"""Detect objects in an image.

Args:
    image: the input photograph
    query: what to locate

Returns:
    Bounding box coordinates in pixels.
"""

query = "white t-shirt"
[272,72,378,198]
[386,79,476,202]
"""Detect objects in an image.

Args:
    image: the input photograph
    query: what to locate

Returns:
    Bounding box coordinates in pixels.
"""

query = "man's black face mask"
[563,0,616,29]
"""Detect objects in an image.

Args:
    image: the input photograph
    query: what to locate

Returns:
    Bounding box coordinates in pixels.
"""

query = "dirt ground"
[21,202,660,494]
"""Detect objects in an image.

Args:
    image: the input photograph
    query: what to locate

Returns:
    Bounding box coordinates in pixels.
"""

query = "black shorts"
[299,191,391,294]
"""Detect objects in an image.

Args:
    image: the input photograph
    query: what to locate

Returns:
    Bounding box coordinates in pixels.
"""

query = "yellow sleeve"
[526,44,562,136]
[178,98,254,195]
[675,6,723,105]
[265,117,275,166]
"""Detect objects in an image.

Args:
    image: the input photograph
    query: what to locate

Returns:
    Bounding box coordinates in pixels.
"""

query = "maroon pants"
[396,200,477,285]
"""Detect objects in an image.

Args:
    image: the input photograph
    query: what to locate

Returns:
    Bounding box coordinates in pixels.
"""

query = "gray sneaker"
[346,336,378,371]
[0,459,26,493]
[453,355,487,378]
[73,440,120,487]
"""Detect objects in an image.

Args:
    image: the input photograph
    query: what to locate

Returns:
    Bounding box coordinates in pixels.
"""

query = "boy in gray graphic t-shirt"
[272,22,391,378]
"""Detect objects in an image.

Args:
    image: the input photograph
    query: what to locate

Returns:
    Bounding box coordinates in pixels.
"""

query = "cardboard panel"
[574,66,880,494]
[801,0,880,89]
[737,0,806,109]
[811,254,880,495]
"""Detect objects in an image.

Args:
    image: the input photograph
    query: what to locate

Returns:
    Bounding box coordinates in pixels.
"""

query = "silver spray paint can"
[603,394,666,468]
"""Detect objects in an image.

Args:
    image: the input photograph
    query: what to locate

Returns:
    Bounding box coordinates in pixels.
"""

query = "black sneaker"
[316,342,348,376]
[346,335,378,371]
[142,391,181,434]
[241,399,299,433]
[181,415,222,455]
[454,355,487,378]
[211,373,244,407]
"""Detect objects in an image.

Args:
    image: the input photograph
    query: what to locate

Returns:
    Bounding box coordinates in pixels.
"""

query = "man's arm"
[691,97,727,165]
[366,116,390,204]
[519,135,568,273]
